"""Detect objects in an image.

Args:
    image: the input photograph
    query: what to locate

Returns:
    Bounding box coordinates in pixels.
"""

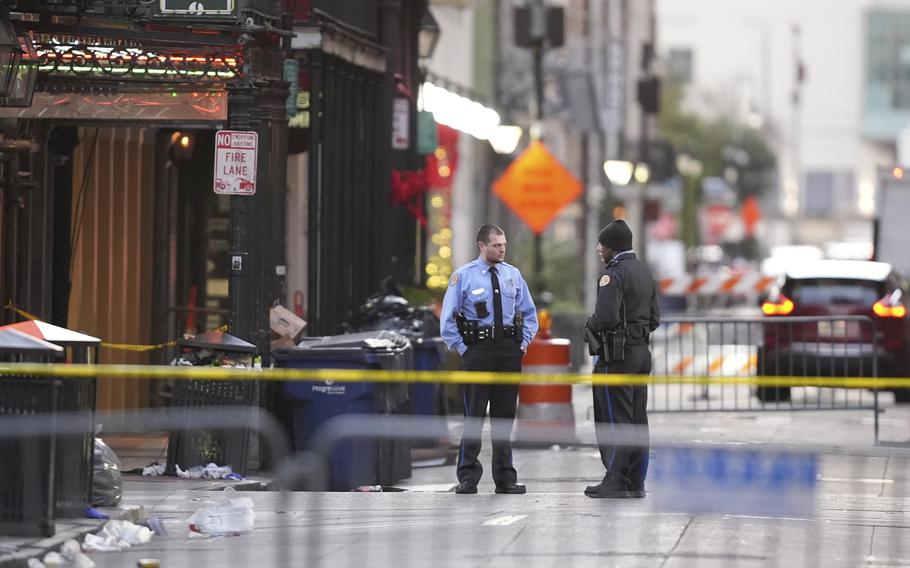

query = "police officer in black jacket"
[584,219,660,498]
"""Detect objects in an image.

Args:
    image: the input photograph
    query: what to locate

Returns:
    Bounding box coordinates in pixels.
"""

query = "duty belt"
[476,325,520,341]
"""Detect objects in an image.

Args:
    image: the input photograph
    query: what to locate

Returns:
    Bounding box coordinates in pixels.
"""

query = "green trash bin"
[0,329,64,537]
[166,330,257,476]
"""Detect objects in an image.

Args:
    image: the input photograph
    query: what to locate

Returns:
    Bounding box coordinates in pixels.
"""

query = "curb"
[0,520,104,568]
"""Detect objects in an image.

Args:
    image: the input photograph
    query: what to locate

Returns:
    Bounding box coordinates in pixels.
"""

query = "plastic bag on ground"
[142,463,166,476]
[83,520,153,552]
[92,437,122,507]
[176,463,240,480]
[60,539,95,568]
[187,491,255,535]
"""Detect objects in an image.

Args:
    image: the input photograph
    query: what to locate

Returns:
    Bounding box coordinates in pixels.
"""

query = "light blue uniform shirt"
[440,258,539,355]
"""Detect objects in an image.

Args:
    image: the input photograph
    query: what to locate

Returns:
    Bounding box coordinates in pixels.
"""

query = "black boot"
[584,475,630,499]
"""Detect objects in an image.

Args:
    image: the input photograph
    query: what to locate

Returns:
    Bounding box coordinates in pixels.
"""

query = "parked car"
[757,260,910,402]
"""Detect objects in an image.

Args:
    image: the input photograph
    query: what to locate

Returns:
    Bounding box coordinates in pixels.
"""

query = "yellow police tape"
[1,362,910,389]
[4,302,41,323]
[3,301,229,351]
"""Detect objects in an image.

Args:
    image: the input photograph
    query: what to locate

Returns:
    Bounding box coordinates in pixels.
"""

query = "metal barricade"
[650,316,881,415]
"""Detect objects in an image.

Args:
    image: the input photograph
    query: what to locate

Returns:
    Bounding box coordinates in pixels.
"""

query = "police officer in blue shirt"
[440,224,539,494]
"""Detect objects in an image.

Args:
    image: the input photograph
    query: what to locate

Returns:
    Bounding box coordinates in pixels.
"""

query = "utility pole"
[531,0,546,293]
[636,40,658,263]
[789,23,804,243]
[515,0,563,294]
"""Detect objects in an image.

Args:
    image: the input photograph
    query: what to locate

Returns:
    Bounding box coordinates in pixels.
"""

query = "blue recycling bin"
[274,331,412,491]
[408,337,450,450]
[410,337,446,415]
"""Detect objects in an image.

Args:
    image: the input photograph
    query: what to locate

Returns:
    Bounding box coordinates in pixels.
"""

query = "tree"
[657,83,777,255]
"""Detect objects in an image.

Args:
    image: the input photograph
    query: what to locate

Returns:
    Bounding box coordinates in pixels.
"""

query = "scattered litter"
[137,560,161,568]
[144,515,168,536]
[176,463,241,480]
[115,505,147,524]
[60,539,95,568]
[41,551,64,566]
[83,520,153,552]
[391,483,457,493]
[142,463,166,477]
[84,507,109,520]
[187,493,255,536]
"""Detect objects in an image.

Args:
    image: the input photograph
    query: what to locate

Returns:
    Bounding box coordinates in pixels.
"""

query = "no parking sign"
[214,130,258,196]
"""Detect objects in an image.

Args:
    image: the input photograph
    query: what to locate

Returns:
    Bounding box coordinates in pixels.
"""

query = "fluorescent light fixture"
[419,81,501,140]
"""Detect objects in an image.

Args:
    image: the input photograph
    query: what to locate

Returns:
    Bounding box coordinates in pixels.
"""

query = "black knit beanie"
[598,219,633,251]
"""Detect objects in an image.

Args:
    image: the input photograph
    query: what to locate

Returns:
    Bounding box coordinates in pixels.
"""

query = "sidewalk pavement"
[3,386,910,567]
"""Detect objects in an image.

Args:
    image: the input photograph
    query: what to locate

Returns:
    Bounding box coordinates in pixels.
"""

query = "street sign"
[392,98,410,150]
[214,130,258,196]
[159,0,235,16]
[493,141,582,234]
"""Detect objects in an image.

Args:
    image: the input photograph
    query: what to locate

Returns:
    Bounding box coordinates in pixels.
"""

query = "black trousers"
[457,338,523,486]
[593,343,651,489]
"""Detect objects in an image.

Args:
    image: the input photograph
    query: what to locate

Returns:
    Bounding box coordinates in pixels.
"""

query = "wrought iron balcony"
[9,0,283,25]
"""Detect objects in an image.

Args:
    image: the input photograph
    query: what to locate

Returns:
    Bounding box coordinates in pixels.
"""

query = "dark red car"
[757,260,910,402]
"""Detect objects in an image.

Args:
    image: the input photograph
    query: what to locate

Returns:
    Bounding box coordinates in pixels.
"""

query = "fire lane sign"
[214,130,258,196]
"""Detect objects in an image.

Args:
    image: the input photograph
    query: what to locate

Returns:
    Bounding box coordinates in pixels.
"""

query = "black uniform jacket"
[587,252,660,342]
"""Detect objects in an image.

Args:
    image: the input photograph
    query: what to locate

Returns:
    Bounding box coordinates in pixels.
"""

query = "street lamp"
[418,7,441,61]
[634,163,650,185]
[489,125,523,155]
[603,160,634,186]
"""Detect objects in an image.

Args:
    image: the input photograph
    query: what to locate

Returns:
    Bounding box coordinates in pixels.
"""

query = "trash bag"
[343,278,440,339]
[92,437,123,507]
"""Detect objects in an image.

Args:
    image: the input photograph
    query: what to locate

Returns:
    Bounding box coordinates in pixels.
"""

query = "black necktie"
[490,266,504,338]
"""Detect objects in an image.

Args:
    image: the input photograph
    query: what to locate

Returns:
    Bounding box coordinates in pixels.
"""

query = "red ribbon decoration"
[391,168,431,227]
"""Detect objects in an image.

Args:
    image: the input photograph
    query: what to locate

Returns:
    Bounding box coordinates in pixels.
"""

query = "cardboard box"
[270,304,307,340]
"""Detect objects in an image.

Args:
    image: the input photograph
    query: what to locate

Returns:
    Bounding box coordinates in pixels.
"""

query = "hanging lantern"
[3,23,38,108]
[0,14,17,99]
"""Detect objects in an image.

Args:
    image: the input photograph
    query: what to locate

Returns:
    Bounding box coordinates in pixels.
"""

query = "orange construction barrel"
[513,336,576,446]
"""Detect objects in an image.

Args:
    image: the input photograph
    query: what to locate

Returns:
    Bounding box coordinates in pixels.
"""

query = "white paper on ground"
[41,552,64,566]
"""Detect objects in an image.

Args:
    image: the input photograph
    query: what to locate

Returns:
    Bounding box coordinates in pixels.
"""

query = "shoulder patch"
[599,275,611,287]
[449,274,459,287]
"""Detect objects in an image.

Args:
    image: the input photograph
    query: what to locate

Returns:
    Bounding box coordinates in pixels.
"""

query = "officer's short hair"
[477,224,505,244]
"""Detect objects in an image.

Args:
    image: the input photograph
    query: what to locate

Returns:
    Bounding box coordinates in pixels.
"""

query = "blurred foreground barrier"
[2,408,910,566]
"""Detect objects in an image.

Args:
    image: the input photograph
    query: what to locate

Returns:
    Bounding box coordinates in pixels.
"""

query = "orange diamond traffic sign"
[493,141,582,235]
